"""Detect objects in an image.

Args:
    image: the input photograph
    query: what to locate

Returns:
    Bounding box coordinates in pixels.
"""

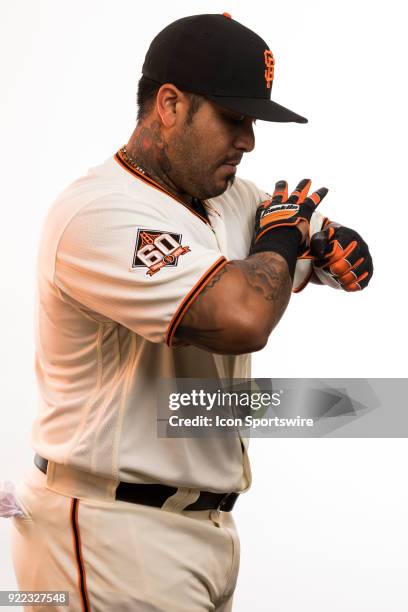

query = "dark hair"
[136,75,203,124]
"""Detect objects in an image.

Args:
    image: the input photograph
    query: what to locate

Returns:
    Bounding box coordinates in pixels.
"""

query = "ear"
[156,84,185,128]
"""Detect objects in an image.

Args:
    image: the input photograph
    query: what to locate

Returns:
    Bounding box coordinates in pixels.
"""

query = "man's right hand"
[174,179,329,355]
[251,178,329,247]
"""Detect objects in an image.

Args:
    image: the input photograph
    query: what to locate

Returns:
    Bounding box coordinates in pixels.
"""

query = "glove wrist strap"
[250,226,303,280]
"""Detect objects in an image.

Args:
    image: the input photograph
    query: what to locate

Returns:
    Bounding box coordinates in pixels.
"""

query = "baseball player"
[8,13,373,612]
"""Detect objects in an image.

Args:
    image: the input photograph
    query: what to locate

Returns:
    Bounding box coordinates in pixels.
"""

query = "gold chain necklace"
[120,145,147,175]
[120,145,213,222]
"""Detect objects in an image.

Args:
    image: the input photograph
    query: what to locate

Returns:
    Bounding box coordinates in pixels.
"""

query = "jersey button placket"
[206,208,228,256]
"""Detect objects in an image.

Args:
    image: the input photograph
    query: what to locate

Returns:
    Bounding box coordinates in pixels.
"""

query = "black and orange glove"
[250,178,328,279]
[310,223,373,291]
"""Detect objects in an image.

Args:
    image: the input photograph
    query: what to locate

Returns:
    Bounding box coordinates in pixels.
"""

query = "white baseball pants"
[11,464,240,611]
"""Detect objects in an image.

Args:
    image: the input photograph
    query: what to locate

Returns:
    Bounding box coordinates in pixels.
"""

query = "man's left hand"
[310,225,373,291]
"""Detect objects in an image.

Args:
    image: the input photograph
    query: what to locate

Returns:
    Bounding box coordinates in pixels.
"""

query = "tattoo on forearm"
[197,253,290,300]
[199,265,228,296]
[236,252,291,302]
[197,252,291,324]
[177,251,292,348]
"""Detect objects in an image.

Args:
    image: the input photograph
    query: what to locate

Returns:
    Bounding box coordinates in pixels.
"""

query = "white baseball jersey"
[32,148,324,493]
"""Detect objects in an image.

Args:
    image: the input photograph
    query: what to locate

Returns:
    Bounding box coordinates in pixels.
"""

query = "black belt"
[34,454,238,512]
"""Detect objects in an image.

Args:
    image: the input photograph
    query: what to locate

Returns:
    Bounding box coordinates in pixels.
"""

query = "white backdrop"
[1,0,407,610]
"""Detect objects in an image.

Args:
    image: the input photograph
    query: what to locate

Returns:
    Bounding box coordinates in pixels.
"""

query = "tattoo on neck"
[127,120,203,208]
[133,120,172,174]
[126,120,190,201]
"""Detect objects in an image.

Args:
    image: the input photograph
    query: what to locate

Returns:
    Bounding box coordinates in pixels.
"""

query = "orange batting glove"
[310,223,373,291]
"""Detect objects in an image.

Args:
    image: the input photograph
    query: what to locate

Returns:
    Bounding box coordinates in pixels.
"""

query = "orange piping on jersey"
[114,150,210,226]
[70,499,91,612]
[165,256,228,347]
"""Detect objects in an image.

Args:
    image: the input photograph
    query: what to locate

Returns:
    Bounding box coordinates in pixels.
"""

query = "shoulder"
[42,156,169,239]
[38,157,158,275]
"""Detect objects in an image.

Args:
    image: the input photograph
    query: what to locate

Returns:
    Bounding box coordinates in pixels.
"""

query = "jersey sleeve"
[54,195,226,345]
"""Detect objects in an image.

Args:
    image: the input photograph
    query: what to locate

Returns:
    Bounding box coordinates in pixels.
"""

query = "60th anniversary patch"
[133,229,191,276]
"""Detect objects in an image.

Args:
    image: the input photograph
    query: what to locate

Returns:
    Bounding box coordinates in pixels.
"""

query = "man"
[9,13,372,612]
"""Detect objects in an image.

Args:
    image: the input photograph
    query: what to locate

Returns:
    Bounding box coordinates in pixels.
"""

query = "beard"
[167,125,236,200]
[169,159,236,200]
[226,174,236,189]
[190,172,235,200]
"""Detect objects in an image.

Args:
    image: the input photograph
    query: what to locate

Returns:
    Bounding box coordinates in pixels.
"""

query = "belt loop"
[44,460,117,502]
[45,460,56,488]
[161,488,200,513]
[210,509,222,527]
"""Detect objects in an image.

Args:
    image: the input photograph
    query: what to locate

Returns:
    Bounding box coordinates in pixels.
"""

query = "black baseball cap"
[142,13,308,124]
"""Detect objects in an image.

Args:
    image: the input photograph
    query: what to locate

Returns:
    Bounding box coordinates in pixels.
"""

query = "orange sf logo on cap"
[264,50,275,89]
